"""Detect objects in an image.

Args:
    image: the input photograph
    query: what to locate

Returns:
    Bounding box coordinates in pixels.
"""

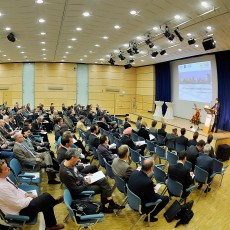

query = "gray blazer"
[13,142,36,163]
[112,158,133,182]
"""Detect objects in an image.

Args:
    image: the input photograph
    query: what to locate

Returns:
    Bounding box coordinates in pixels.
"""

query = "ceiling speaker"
[202,37,216,51]
[188,38,196,45]
[7,33,16,42]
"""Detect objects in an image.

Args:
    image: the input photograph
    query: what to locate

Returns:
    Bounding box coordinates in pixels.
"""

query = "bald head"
[142,158,154,173]
[15,133,24,143]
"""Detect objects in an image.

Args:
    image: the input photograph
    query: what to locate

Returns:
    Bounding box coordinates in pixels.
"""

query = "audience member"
[188,131,199,147]
[176,128,188,149]
[138,121,150,140]
[158,123,167,137]
[89,125,100,149]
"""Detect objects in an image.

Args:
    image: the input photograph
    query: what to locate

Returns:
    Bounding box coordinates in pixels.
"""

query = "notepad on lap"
[84,171,105,184]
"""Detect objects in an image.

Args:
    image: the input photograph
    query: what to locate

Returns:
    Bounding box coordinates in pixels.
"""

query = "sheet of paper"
[135,141,146,146]
[27,189,38,196]
[149,134,155,140]
[24,172,40,179]
[154,183,162,193]
[84,171,105,184]
[109,143,116,149]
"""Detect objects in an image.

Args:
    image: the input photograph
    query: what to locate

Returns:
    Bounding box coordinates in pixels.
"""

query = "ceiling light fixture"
[124,62,132,69]
[130,10,137,15]
[118,51,126,61]
[174,15,181,19]
[163,26,175,41]
[114,25,121,29]
[160,50,166,55]
[7,33,16,42]
[188,38,196,45]
[36,0,44,4]
[151,51,158,57]
[38,18,45,23]
[40,32,46,35]
[71,38,77,41]
[145,33,154,48]
[102,36,109,39]
[82,12,90,17]
[76,27,82,31]
[17,45,21,48]
[5,27,11,31]
[174,27,184,42]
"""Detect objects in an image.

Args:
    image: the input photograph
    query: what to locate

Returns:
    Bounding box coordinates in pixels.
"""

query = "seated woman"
[97,135,117,164]
[137,121,150,140]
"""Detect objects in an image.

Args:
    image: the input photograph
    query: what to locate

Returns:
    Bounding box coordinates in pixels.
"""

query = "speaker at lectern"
[203,107,215,134]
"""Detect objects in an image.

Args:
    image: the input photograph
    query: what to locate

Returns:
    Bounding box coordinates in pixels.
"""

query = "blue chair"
[157,135,165,146]
[63,188,104,229]
[81,132,89,148]
[96,150,106,169]
[114,137,122,148]
[131,133,139,142]
[155,145,166,164]
[90,146,99,164]
[119,127,124,135]
[126,185,162,229]
[211,159,229,187]
[166,151,178,166]
[166,139,175,151]
[130,148,141,168]
[184,161,192,172]
[103,159,116,193]
[146,140,156,157]
[113,173,128,215]
[108,133,115,144]
[9,158,40,185]
[99,127,105,136]
[175,143,186,153]
[153,164,167,195]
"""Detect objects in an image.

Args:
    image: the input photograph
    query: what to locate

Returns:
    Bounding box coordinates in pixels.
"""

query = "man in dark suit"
[196,144,214,192]
[31,117,49,142]
[168,151,194,198]
[54,117,63,141]
[123,116,131,130]
[97,116,109,131]
[89,125,100,149]
[188,131,199,147]
[103,110,112,124]
[128,158,169,222]
[211,98,220,133]
[176,128,188,149]
[157,123,167,137]
[187,140,205,171]
[112,145,133,182]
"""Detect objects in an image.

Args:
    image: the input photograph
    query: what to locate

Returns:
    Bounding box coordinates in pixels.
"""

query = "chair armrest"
[79,214,104,220]
[155,164,165,168]
[5,214,30,221]
[224,165,229,169]
[18,174,35,179]
[210,173,216,179]
[80,191,95,195]
[145,199,162,208]
[186,185,196,192]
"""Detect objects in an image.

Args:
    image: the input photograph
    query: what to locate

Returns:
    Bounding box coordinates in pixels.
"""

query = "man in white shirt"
[0,159,64,230]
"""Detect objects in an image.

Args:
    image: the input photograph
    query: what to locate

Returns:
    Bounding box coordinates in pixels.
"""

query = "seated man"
[121,127,146,156]
[59,148,125,213]
[128,158,169,222]
[157,123,167,137]
[76,115,87,133]
[176,128,188,149]
[103,110,112,124]
[0,160,64,230]
[188,131,199,147]
[168,151,194,198]
[123,116,131,130]
[13,134,60,184]
[54,117,64,141]
[97,116,109,131]
[89,125,100,149]
[97,135,117,164]
[165,128,178,142]
[196,144,214,192]
[112,145,133,182]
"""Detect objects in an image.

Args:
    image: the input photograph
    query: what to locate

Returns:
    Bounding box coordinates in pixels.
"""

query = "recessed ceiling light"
[151,57,156,59]
[95,44,100,47]
[76,27,82,31]
[40,32,46,35]
[95,62,98,64]
[3,54,6,57]
[114,49,119,53]
[89,51,93,53]
[61,59,64,62]
[136,36,142,40]
[71,38,77,41]
[114,25,121,29]
[82,11,90,17]
[187,33,192,36]
[80,59,83,61]
[0,12,2,17]
[141,60,144,62]
[99,58,104,61]
[84,55,88,57]
[174,15,181,19]
[140,51,145,54]
[42,48,46,51]
[43,57,47,60]
[42,53,46,55]
[17,45,21,48]
[195,44,199,47]
[41,41,46,44]
[38,18,45,23]
[123,43,129,47]
[20,51,25,54]
[201,1,208,7]
[206,26,212,30]
[106,54,110,57]
[178,49,182,51]
[7,58,11,61]
[5,27,11,31]
[102,36,109,39]
[65,51,69,54]
[68,46,72,48]
[153,26,158,31]
[36,0,44,4]
[130,10,137,15]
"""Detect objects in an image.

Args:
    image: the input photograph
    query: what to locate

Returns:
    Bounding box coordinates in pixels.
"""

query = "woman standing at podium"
[211,98,220,133]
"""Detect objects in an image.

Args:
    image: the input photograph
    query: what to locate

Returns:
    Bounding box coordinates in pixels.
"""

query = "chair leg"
[219,175,224,186]
[63,213,69,223]
[115,197,128,216]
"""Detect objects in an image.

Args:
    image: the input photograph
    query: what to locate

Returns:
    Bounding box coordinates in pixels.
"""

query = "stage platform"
[128,111,230,152]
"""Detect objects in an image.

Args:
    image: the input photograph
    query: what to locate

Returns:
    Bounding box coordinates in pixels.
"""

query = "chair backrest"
[166,140,175,150]
[167,177,183,197]
[9,158,22,176]
[138,136,145,142]
[155,145,166,159]
[99,127,105,136]
[104,159,115,179]
[97,150,105,168]
[213,159,223,173]
[157,135,165,145]
[114,173,126,194]
[154,165,167,184]
[167,151,178,166]
[146,139,156,153]
[104,130,110,136]
[175,143,186,153]
[114,137,122,148]
[108,133,115,144]
[194,165,208,184]
[64,188,76,222]
[126,185,141,212]
[184,161,192,172]
[119,127,124,135]
[131,133,139,142]
[8,171,18,185]
[92,146,99,159]
[130,148,141,165]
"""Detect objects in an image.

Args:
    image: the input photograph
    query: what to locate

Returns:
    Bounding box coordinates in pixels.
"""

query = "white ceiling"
[0,0,230,66]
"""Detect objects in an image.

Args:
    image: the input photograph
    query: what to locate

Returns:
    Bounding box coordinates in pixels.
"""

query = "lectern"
[203,107,215,134]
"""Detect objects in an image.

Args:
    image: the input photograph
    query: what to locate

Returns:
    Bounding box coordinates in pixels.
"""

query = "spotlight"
[7,33,16,42]
[160,50,166,55]
[127,47,134,56]
[129,59,135,63]
[164,26,175,41]
[124,63,132,69]
[132,41,139,54]
[202,37,216,50]
[174,28,184,42]
[151,51,158,57]
[188,38,196,45]
[118,52,126,60]
[108,58,115,65]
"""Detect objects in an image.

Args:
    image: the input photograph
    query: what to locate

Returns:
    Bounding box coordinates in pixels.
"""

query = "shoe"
[46,223,64,230]
[101,207,114,214]
[56,196,64,204]
[109,203,125,210]
[46,167,59,173]
[204,187,211,193]
[48,179,61,185]
[144,216,158,222]
[197,184,202,189]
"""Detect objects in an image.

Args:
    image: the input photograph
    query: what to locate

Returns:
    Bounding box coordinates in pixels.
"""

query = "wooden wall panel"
[0,63,23,107]
[35,63,76,110]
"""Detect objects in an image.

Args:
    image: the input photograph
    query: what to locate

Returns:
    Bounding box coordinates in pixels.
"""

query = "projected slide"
[178,61,212,103]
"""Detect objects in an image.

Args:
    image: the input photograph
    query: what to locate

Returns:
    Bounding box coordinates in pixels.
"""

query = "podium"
[164,102,174,120]
[203,107,215,134]
[153,101,164,121]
